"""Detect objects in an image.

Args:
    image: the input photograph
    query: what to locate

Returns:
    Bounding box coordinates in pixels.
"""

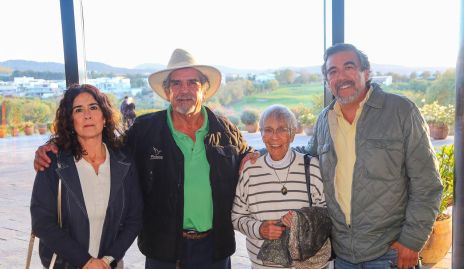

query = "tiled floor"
[0,134,454,268]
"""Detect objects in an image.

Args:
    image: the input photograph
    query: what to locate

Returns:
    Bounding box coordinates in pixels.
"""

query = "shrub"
[436,144,454,220]
[300,112,316,127]
[240,109,259,125]
[291,104,315,127]
[23,121,34,128]
[420,101,454,126]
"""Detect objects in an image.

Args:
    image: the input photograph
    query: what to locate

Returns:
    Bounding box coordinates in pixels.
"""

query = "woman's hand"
[281,211,294,228]
[82,257,110,269]
[259,220,286,240]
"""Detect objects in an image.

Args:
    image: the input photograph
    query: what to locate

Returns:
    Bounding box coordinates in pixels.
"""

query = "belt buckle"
[183,229,209,240]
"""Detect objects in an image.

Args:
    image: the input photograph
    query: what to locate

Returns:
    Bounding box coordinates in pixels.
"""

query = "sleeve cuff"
[397,233,427,252]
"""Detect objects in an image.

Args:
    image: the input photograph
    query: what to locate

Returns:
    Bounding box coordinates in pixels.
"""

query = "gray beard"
[175,105,196,115]
[335,87,364,105]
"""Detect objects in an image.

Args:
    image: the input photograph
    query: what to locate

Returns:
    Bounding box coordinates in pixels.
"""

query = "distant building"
[0,85,20,97]
[254,73,276,83]
[24,84,62,98]
[88,76,131,98]
[371,75,393,86]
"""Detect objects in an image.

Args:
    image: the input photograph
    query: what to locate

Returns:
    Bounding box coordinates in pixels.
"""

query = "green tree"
[421,71,431,80]
[23,100,51,123]
[426,69,455,105]
[214,79,258,106]
[275,69,295,84]
[266,79,279,91]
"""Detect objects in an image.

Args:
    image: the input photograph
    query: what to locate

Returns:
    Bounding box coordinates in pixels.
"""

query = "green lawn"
[227,83,324,114]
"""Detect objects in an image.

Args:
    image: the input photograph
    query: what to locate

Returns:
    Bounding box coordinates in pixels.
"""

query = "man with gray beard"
[306,43,442,269]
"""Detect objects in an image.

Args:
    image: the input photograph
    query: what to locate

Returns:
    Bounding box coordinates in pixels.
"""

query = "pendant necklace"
[271,164,291,195]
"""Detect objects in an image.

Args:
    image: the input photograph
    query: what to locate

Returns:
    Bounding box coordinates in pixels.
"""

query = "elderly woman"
[30,84,143,269]
[232,104,329,269]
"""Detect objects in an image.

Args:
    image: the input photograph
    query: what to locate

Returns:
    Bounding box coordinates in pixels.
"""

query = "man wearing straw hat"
[34,49,252,269]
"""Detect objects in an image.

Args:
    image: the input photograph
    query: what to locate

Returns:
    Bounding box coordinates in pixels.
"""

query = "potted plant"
[23,121,34,136]
[300,112,317,136]
[291,105,313,134]
[420,102,454,140]
[9,123,20,137]
[240,109,260,133]
[37,123,48,135]
[420,144,454,264]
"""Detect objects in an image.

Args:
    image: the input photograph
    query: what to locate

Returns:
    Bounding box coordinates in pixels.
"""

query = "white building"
[371,75,393,86]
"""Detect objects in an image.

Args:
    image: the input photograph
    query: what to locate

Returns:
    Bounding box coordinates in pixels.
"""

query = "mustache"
[335,80,355,92]
[175,95,195,102]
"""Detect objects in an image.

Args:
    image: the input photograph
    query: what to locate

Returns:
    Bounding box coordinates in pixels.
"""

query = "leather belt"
[182,229,211,240]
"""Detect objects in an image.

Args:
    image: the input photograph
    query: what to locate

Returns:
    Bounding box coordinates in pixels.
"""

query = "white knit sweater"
[232,150,325,269]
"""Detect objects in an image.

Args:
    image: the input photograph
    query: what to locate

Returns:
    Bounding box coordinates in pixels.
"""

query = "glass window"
[0,0,64,132]
[82,0,326,146]
[346,0,459,114]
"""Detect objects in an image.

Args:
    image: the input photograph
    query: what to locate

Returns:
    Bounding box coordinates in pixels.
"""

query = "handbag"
[25,174,62,269]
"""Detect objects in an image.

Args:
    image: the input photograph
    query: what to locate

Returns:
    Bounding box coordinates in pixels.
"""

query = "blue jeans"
[335,249,422,269]
[145,235,231,269]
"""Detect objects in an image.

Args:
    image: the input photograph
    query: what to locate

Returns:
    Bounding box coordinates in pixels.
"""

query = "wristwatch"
[102,256,117,269]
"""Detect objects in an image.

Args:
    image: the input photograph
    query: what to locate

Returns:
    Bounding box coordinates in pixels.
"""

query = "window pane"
[346,0,459,124]
[0,0,64,130]
[83,0,325,145]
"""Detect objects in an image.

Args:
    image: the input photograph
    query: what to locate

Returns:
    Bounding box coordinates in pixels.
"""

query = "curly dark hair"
[49,84,124,160]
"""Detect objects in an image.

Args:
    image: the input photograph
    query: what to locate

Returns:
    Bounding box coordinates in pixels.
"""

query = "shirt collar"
[166,105,209,138]
[333,86,373,117]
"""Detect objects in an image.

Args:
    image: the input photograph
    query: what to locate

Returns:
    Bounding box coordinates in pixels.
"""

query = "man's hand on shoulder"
[239,151,261,173]
[391,241,419,269]
[34,143,58,172]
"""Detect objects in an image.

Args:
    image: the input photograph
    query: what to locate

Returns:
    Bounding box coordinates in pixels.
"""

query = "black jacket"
[126,107,252,262]
[30,147,143,268]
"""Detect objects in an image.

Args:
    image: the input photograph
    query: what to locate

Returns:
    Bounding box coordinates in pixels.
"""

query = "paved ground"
[0,133,453,268]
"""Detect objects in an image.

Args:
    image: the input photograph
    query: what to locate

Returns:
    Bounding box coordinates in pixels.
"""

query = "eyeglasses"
[261,127,292,137]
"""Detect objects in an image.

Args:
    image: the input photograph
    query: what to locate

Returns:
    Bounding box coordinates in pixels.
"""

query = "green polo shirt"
[167,105,213,231]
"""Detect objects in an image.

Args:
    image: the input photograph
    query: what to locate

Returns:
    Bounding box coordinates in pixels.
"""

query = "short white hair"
[259,104,298,131]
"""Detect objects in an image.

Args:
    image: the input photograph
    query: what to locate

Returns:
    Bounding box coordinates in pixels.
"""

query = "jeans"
[335,249,422,269]
[145,235,231,269]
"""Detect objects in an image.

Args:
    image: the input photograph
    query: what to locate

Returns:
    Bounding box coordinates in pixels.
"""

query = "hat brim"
[148,65,222,101]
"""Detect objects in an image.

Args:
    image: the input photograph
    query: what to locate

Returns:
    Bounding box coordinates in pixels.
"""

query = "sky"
[0,0,461,70]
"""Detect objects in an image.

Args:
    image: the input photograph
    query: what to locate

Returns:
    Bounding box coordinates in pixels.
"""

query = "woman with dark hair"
[30,84,143,269]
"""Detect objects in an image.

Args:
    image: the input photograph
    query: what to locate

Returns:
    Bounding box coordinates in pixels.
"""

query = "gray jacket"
[306,84,442,263]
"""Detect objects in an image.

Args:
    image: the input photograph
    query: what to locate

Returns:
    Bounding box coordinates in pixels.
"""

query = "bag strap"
[25,233,35,269]
[48,178,62,268]
[304,154,313,207]
[26,168,62,269]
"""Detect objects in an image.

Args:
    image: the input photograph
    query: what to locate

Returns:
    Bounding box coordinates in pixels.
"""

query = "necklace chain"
[270,164,290,195]
[267,151,294,195]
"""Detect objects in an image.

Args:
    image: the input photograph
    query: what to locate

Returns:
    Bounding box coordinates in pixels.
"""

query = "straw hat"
[148,49,222,101]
